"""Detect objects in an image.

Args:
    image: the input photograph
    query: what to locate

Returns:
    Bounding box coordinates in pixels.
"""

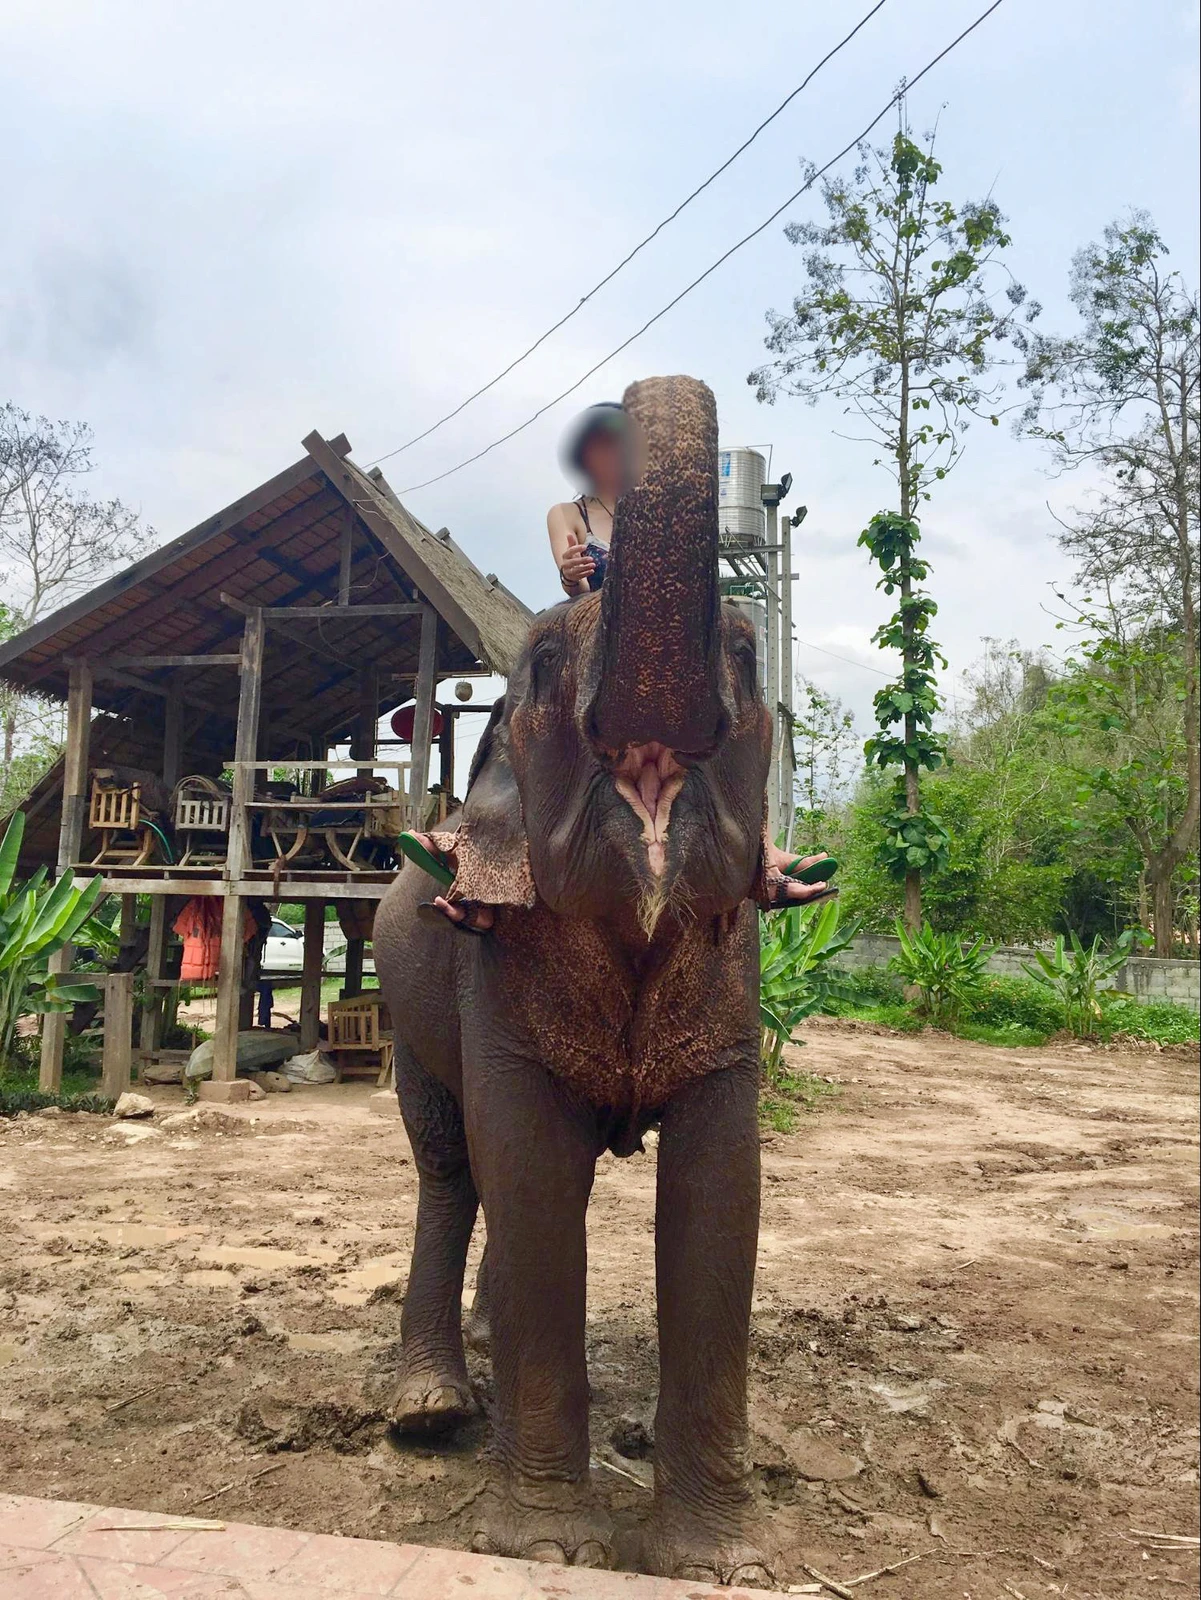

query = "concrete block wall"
[835,932,1200,1012]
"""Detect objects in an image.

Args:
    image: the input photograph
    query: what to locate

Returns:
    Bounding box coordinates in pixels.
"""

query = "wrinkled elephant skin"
[374,376,778,1586]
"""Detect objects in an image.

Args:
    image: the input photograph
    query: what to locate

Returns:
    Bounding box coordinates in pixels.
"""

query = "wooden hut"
[0,431,530,1092]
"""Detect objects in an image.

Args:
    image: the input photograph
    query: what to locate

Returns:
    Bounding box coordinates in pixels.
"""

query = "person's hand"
[559,540,596,592]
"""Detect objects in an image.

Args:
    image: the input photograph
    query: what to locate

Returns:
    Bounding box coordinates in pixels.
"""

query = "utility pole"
[760,475,793,843]
[781,504,807,850]
[761,487,780,842]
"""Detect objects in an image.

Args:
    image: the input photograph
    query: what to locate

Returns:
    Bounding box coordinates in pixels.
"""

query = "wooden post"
[163,688,184,788]
[309,733,327,798]
[40,660,93,1092]
[140,899,168,1060]
[300,901,325,1050]
[213,610,264,1081]
[118,894,137,956]
[438,709,455,802]
[140,689,184,1061]
[343,938,364,999]
[353,666,379,780]
[100,972,135,1098]
[338,505,355,605]
[407,607,438,826]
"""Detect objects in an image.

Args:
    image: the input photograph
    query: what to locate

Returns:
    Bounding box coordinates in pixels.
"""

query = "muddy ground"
[1,1020,1197,1598]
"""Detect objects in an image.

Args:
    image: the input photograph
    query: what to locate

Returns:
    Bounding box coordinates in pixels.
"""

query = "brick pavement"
[0,1494,793,1598]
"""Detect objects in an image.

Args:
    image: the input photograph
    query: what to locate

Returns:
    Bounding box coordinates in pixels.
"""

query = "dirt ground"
[1,1020,1197,1598]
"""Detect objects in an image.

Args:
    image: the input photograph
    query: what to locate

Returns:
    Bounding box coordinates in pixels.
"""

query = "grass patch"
[0,1043,103,1106]
[826,999,923,1032]
[0,1081,114,1117]
[759,1066,839,1133]
[953,1020,1053,1047]
[1098,997,1199,1046]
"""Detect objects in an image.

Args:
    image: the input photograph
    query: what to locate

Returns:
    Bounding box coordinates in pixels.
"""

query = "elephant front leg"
[390,1044,478,1434]
[462,1053,612,1568]
[645,1057,778,1589]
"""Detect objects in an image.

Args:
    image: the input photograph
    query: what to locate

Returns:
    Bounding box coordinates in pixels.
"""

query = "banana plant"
[1022,929,1143,1038]
[0,812,109,1072]
[760,897,859,1078]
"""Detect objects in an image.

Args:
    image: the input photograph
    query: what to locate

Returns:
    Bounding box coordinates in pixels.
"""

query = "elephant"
[373,374,777,1586]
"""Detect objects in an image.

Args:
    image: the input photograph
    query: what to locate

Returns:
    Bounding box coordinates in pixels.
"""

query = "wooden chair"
[327,994,393,1082]
[173,777,230,866]
[89,780,157,867]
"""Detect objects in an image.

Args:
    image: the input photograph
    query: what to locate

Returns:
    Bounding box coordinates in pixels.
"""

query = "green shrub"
[826,965,904,1007]
[967,974,1067,1035]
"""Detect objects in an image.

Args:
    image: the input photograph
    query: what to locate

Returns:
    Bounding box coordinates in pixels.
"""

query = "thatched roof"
[0,430,531,741]
[0,431,533,869]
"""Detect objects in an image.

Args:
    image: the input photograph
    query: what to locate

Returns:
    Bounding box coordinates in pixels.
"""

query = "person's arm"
[547,502,595,596]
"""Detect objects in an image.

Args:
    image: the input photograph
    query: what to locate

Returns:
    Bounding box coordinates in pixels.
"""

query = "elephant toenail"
[469,1531,500,1556]
[525,1540,569,1564]
[571,1540,610,1568]
[729,1563,776,1589]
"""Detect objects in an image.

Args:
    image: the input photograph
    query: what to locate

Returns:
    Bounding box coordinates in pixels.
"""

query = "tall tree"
[750,123,1036,928]
[0,404,150,798]
[1023,216,1199,953]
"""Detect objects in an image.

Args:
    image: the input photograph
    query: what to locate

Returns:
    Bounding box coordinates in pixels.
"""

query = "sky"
[3,0,1198,767]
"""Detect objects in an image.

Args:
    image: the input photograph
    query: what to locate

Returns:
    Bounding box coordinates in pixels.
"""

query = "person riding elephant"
[375,376,821,1587]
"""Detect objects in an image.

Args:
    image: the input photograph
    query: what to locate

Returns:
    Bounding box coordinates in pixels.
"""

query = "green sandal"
[786,852,839,885]
[397,830,455,888]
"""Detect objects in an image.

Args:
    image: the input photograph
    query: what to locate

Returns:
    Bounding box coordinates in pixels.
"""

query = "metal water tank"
[718,447,766,549]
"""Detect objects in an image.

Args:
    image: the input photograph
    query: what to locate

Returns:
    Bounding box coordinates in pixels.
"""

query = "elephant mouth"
[610,742,686,878]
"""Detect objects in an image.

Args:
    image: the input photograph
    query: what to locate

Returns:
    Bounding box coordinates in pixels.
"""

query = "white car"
[263,917,304,973]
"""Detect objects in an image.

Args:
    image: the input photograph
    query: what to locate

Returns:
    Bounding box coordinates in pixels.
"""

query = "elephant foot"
[387,1362,476,1436]
[464,1299,491,1355]
[642,1500,777,1590]
[470,1473,613,1568]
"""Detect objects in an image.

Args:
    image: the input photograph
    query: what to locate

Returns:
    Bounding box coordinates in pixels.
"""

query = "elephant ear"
[431,698,536,909]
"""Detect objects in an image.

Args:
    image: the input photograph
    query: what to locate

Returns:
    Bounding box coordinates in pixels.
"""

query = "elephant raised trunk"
[376,373,777,1583]
[585,376,726,763]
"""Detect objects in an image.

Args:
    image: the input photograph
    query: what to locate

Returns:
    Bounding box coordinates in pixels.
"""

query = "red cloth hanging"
[173,898,255,982]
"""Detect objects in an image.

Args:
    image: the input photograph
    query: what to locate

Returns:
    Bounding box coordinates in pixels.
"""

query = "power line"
[368,0,891,468]
[394,0,1007,496]
[795,635,893,677]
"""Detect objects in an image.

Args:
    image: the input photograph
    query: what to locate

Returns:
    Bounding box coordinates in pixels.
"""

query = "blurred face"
[579,429,624,500]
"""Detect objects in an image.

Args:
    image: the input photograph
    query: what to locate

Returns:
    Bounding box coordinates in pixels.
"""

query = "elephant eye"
[529,639,562,699]
[732,637,758,689]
